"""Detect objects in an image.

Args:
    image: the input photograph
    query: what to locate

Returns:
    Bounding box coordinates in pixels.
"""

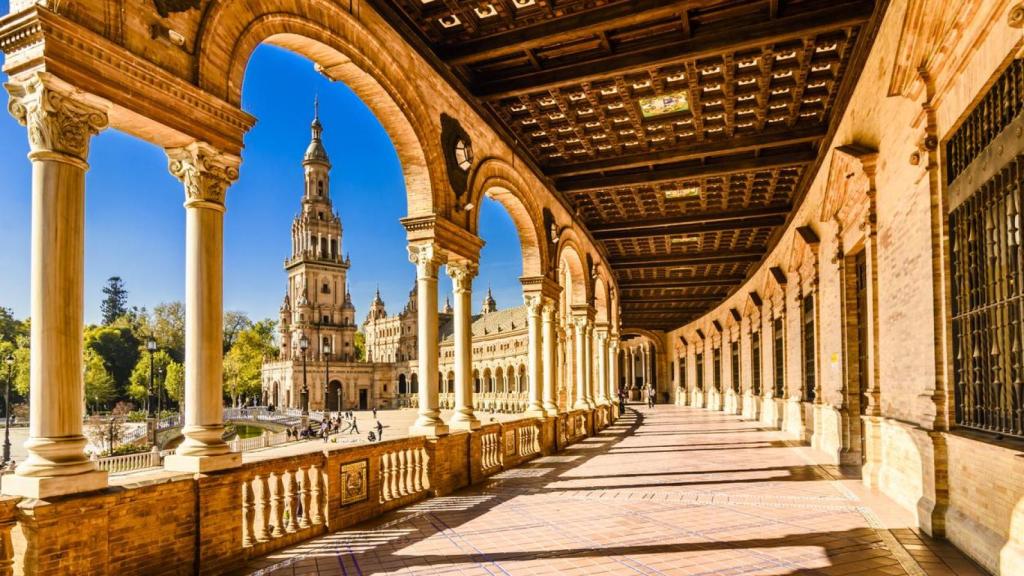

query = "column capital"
[446,260,477,293]
[408,242,444,279]
[167,142,240,211]
[524,293,544,314]
[541,298,557,317]
[6,73,110,166]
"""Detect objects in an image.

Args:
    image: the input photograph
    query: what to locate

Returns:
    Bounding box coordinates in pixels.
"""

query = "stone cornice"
[0,7,254,155]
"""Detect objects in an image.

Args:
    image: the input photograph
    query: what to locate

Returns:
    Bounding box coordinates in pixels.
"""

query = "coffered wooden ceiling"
[369,0,886,331]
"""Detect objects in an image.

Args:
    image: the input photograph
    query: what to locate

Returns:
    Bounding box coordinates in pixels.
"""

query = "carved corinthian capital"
[6,74,109,164]
[524,294,543,315]
[167,142,240,209]
[446,261,477,293]
[408,242,443,279]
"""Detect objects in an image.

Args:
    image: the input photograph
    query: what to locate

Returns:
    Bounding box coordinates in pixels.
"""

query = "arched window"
[321,282,330,294]
[317,180,324,197]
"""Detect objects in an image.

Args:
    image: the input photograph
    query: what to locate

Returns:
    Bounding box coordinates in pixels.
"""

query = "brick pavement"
[241,405,987,576]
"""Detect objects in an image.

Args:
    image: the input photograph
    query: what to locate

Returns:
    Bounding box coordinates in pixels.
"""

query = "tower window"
[317,181,324,197]
[318,211,324,220]
[321,282,330,294]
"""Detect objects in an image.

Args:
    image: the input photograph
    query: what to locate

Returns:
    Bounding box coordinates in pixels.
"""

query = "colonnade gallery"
[0,1,1022,575]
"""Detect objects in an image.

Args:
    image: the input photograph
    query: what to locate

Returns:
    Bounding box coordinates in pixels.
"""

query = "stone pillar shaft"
[595,330,608,405]
[448,263,478,430]
[164,142,241,473]
[573,317,589,410]
[409,243,447,436]
[525,295,545,416]
[542,301,559,416]
[4,75,109,498]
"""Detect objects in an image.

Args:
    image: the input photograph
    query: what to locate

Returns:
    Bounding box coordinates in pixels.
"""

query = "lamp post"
[156,366,165,418]
[299,334,309,429]
[3,355,14,466]
[146,338,157,417]
[323,339,332,415]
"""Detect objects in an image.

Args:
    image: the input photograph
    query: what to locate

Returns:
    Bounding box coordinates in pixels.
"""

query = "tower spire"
[304,95,330,166]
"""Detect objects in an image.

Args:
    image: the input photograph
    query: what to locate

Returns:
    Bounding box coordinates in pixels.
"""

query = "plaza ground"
[239,404,985,576]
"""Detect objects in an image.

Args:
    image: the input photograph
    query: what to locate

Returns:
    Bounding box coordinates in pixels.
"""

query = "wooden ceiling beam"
[548,126,825,177]
[557,150,815,193]
[591,206,789,240]
[442,0,713,65]
[619,296,722,303]
[610,250,765,269]
[618,276,746,288]
[474,1,874,98]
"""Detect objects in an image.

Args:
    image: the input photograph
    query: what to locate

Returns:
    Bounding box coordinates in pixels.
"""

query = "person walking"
[372,406,378,419]
[350,415,359,435]
[375,420,383,441]
[647,386,656,409]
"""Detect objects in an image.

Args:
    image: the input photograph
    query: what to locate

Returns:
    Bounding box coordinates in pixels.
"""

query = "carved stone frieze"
[166,142,240,209]
[6,74,108,163]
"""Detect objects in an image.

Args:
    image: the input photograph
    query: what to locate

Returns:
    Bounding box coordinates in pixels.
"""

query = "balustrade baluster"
[254,474,271,542]
[270,472,285,538]
[297,467,311,529]
[309,464,323,525]
[379,455,391,502]
[241,480,255,547]
[389,452,400,500]
[412,449,422,492]
[283,471,298,533]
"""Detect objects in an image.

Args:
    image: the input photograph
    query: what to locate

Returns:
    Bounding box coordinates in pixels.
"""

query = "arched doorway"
[327,380,342,413]
[398,373,407,395]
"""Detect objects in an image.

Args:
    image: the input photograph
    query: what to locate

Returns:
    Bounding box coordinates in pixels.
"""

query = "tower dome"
[303,96,331,167]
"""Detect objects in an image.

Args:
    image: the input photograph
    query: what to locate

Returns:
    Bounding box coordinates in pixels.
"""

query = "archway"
[327,380,342,413]
[398,373,407,396]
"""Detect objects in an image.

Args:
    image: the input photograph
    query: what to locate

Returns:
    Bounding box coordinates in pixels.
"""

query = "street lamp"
[156,366,165,418]
[323,339,332,415]
[3,355,14,466]
[299,334,309,429]
[146,338,157,418]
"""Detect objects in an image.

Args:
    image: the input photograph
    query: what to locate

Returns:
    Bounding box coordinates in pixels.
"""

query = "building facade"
[263,112,539,413]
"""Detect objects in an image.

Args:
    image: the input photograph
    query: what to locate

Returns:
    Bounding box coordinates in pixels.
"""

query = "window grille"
[752,331,762,396]
[773,317,785,398]
[803,296,816,402]
[713,347,722,392]
[949,61,1024,440]
[731,340,740,393]
[696,352,704,391]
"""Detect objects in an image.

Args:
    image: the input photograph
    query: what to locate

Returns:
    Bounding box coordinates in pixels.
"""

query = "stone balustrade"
[93,447,164,474]
[230,431,289,453]
[5,407,608,575]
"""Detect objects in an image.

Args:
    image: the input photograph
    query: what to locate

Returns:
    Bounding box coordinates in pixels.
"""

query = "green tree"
[151,302,185,362]
[223,319,276,406]
[100,277,129,325]
[10,346,29,397]
[127,349,173,408]
[223,310,252,353]
[354,331,365,361]
[84,349,116,413]
[0,307,27,344]
[84,325,140,396]
[164,360,185,404]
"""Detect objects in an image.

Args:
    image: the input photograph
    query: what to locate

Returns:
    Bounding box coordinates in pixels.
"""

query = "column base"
[449,418,481,431]
[409,424,449,437]
[3,469,108,499]
[544,405,560,417]
[573,400,590,411]
[524,406,547,418]
[163,452,241,473]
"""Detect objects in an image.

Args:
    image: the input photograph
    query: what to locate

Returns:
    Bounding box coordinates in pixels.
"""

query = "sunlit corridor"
[242,406,983,576]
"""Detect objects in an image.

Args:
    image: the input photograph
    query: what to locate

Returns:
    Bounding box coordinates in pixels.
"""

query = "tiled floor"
[242,405,988,576]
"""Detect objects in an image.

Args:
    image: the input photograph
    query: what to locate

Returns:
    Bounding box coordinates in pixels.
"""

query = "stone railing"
[230,431,289,453]
[240,453,327,551]
[93,447,167,474]
[11,407,609,575]
[378,438,430,505]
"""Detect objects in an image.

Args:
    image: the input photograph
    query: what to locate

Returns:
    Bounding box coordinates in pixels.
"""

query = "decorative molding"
[6,72,109,163]
[166,141,240,209]
[408,242,444,279]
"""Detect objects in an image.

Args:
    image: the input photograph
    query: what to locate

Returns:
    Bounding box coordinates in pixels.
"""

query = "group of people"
[616,385,658,415]
[285,410,385,443]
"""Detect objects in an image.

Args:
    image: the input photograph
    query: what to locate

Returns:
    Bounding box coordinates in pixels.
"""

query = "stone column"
[164,142,242,473]
[408,243,447,436]
[595,329,609,405]
[447,262,479,430]
[4,75,109,498]
[642,345,650,388]
[542,299,559,416]
[573,316,589,410]
[584,323,596,408]
[524,295,545,416]
[609,336,620,413]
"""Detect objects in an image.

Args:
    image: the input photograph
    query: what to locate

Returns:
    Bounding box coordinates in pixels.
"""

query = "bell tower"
[283,99,357,362]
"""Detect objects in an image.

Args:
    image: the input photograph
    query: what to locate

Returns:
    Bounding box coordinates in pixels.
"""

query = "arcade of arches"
[0,0,1023,575]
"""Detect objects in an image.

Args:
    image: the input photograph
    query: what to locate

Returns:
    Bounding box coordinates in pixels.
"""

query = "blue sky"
[0,42,523,325]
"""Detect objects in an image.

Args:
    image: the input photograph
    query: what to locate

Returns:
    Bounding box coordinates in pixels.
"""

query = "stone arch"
[327,380,342,412]
[467,158,548,277]
[195,3,441,217]
[594,276,611,326]
[556,235,590,307]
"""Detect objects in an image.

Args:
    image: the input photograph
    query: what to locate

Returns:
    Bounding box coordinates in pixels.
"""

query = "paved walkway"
[242,405,987,576]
